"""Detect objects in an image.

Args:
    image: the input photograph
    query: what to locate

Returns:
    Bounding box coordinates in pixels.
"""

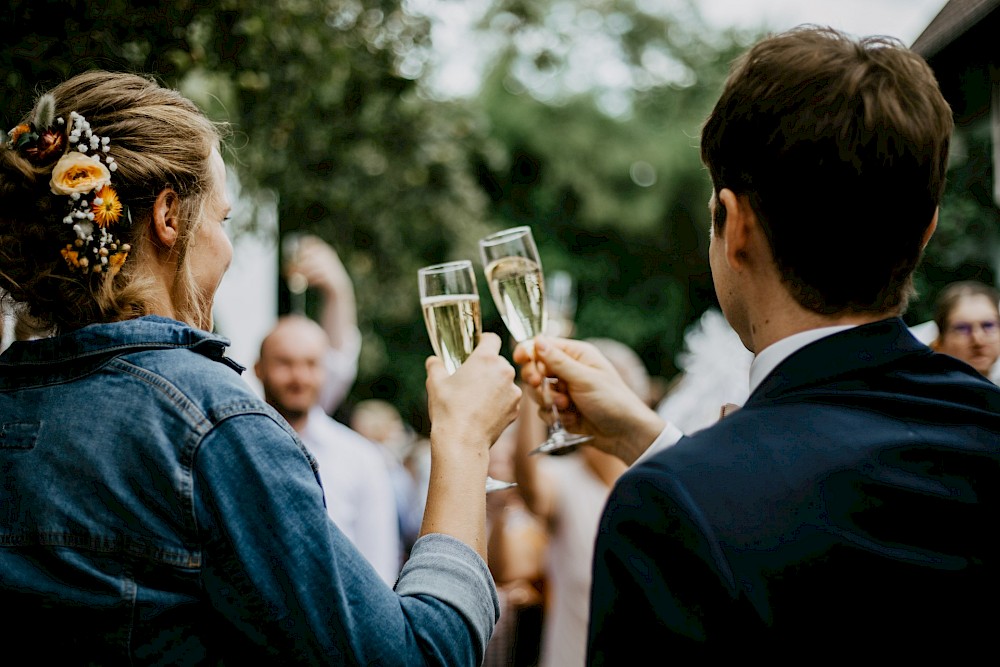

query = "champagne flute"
[282,231,308,315]
[418,260,517,493]
[478,226,593,455]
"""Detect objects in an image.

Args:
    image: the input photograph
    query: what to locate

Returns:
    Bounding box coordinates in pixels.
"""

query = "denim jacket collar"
[0,315,246,375]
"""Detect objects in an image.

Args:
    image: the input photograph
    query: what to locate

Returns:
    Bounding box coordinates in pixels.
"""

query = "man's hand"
[513,335,664,465]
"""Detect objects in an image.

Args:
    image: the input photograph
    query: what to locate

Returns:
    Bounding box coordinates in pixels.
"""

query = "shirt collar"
[300,404,330,439]
[748,324,858,394]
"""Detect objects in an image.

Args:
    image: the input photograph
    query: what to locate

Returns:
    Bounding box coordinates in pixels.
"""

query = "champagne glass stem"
[289,282,306,315]
[533,356,573,445]
[540,377,565,433]
[530,352,591,456]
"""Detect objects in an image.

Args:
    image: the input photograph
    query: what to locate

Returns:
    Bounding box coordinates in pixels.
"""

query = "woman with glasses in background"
[931,280,1000,381]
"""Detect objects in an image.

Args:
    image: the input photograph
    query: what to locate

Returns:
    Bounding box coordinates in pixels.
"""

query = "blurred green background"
[4,0,997,431]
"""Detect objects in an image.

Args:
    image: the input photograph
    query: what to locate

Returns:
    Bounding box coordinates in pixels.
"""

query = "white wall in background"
[212,171,278,400]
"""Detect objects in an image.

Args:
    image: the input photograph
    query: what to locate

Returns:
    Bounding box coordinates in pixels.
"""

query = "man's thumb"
[534,336,577,381]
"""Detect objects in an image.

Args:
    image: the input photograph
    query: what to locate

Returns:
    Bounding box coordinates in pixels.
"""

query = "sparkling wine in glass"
[478,226,593,455]
[418,260,517,493]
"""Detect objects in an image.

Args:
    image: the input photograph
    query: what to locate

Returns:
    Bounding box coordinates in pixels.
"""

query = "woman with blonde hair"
[0,71,520,664]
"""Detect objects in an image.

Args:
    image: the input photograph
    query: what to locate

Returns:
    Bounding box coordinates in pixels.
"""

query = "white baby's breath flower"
[74,220,94,239]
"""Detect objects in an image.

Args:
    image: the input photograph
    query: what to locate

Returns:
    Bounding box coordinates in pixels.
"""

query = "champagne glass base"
[486,476,518,493]
[530,431,593,456]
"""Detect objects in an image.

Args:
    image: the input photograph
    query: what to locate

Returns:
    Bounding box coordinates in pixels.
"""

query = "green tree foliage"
[910,119,1000,324]
[0,0,759,423]
[467,0,751,382]
[2,0,201,113]
[175,1,500,426]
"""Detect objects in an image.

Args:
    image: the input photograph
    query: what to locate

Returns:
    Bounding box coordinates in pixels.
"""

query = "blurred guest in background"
[256,316,401,584]
[507,337,650,667]
[281,233,362,414]
[278,232,426,575]
[483,424,547,667]
[931,280,1000,381]
[350,397,428,566]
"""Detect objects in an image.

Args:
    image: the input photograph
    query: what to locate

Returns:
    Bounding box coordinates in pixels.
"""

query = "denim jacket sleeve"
[192,411,499,665]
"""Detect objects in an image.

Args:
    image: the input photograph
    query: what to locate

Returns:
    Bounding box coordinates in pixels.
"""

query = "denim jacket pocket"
[0,421,40,450]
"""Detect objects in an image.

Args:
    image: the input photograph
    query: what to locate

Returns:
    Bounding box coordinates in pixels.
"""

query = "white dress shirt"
[319,325,362,414]
[637,324,857,465]
[299,405,402,584]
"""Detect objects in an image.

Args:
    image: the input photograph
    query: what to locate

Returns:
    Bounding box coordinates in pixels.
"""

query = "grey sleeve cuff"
[395,533,501,652]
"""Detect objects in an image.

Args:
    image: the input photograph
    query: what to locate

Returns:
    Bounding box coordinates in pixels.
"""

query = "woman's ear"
[151,188,180,249]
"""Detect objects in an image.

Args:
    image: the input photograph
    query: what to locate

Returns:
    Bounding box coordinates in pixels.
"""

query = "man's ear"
[717,188,754,270]
[151,187,180,249]
[921,208,939,250]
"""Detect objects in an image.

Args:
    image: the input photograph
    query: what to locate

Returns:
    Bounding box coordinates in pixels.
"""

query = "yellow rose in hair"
[50,152,111,196]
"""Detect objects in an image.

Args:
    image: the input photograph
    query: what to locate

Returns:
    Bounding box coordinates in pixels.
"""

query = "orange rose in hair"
[50,152,110,196]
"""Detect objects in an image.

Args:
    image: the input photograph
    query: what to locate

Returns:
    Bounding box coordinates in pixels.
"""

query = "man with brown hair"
[515,26,1000,658]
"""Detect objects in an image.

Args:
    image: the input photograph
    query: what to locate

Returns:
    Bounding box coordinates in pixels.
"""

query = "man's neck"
[744,281,900,355]
[751,310,897,356]
[277,407,310,434]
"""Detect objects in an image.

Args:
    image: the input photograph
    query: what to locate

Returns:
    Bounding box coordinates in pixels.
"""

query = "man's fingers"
[512,340,533,366]
[519,359,544,387]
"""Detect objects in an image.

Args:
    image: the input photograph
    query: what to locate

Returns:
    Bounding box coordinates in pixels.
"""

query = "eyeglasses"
[947,320,1000,338]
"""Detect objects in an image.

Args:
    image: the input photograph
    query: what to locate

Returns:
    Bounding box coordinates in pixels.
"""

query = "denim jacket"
[0,316,498,665]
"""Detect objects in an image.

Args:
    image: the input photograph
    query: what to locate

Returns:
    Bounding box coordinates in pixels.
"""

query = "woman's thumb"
[425,355,447,383]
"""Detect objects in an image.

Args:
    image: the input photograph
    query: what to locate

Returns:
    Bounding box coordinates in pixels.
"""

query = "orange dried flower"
[91,184,123,228]
[61,244,81,269]
[108,250,129,277]
[8,123,31,146]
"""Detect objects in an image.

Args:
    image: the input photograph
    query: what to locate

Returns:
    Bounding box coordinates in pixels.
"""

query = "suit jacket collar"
[745,317,928,406]
[749,324,856,393]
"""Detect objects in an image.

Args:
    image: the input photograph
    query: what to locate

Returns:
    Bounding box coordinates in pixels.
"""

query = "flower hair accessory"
[6,95,131,276]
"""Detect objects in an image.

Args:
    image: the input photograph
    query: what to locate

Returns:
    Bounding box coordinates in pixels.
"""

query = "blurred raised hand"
[284,233,361,414]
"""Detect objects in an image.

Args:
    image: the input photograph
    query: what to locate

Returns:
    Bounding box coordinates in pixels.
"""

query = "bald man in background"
[255,315,401,585]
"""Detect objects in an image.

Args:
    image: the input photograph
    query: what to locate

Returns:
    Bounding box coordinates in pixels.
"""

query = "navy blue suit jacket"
[588,318,1000,661]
